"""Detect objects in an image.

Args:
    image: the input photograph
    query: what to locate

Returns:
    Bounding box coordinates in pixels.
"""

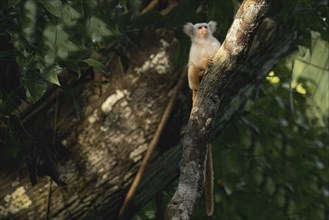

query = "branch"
[119,67,187,217]
[166,0,271,219]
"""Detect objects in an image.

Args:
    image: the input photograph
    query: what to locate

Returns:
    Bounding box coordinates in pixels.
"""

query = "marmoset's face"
[198,25,209,38]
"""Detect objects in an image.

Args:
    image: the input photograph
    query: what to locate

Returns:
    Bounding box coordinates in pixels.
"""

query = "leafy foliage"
[3,0,122,101]
[290,32,329,127]
[205,75,329,220]
[0,0,122,168]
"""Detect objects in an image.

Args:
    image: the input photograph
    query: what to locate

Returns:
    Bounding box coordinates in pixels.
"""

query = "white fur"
[183,21,221,102]
[189,37,221,68]
[184,21,221,69]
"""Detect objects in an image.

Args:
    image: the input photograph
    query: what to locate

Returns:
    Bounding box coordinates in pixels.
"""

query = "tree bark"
[0,32,185,220]
[0,6,296,220]
[166,0,272,219]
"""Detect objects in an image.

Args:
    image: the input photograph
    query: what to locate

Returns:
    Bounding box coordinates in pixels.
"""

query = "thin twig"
[289,61,295,114]
[119,67,187,217]
[45,177,52,220]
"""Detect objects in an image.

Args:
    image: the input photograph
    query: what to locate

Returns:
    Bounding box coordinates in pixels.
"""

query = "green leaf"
[87,16,120,43]
[38,0,63,17]
[22,71,48,101]
[83,58,106,71]
[16,55,33,73]
[8,0,21,8]
[22,0,37,40]
[292,33,329,126]
[42,24,81,62]
[62,4,81,27]
[41,65,62,86]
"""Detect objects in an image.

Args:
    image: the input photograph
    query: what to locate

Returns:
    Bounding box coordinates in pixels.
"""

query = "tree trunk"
[166,0,272,218]
[0,13,295,220]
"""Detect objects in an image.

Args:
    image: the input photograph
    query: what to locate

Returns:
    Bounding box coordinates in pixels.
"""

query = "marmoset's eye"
[198,26,208,29]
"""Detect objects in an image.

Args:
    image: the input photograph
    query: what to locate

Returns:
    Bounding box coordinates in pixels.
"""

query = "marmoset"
[183,21,221,103]
[183,21,221,216]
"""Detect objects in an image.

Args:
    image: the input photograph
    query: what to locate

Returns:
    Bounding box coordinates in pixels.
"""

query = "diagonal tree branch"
[166,0,272,219]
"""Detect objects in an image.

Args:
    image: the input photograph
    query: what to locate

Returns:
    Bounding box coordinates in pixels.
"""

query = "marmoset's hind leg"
[187,63,203,104]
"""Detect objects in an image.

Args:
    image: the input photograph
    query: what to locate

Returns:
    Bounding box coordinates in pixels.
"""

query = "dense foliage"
[0,0,328,219]
[209,63,328,220]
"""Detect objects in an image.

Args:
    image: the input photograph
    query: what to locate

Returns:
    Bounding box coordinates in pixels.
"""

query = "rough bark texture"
[0,31,186,220]
[0,5,296,220]
[166,0,272,219]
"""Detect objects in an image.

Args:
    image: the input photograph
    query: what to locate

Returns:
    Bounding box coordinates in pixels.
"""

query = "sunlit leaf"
[87,16,120,43]
[292,32,329,126]
[66,1,84,17]
[41,64,62,86]
[62,4,81,27]
[42,24,81,62]
[296,83,307,94]
[22,0,37,41]
[38,0,63,17]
